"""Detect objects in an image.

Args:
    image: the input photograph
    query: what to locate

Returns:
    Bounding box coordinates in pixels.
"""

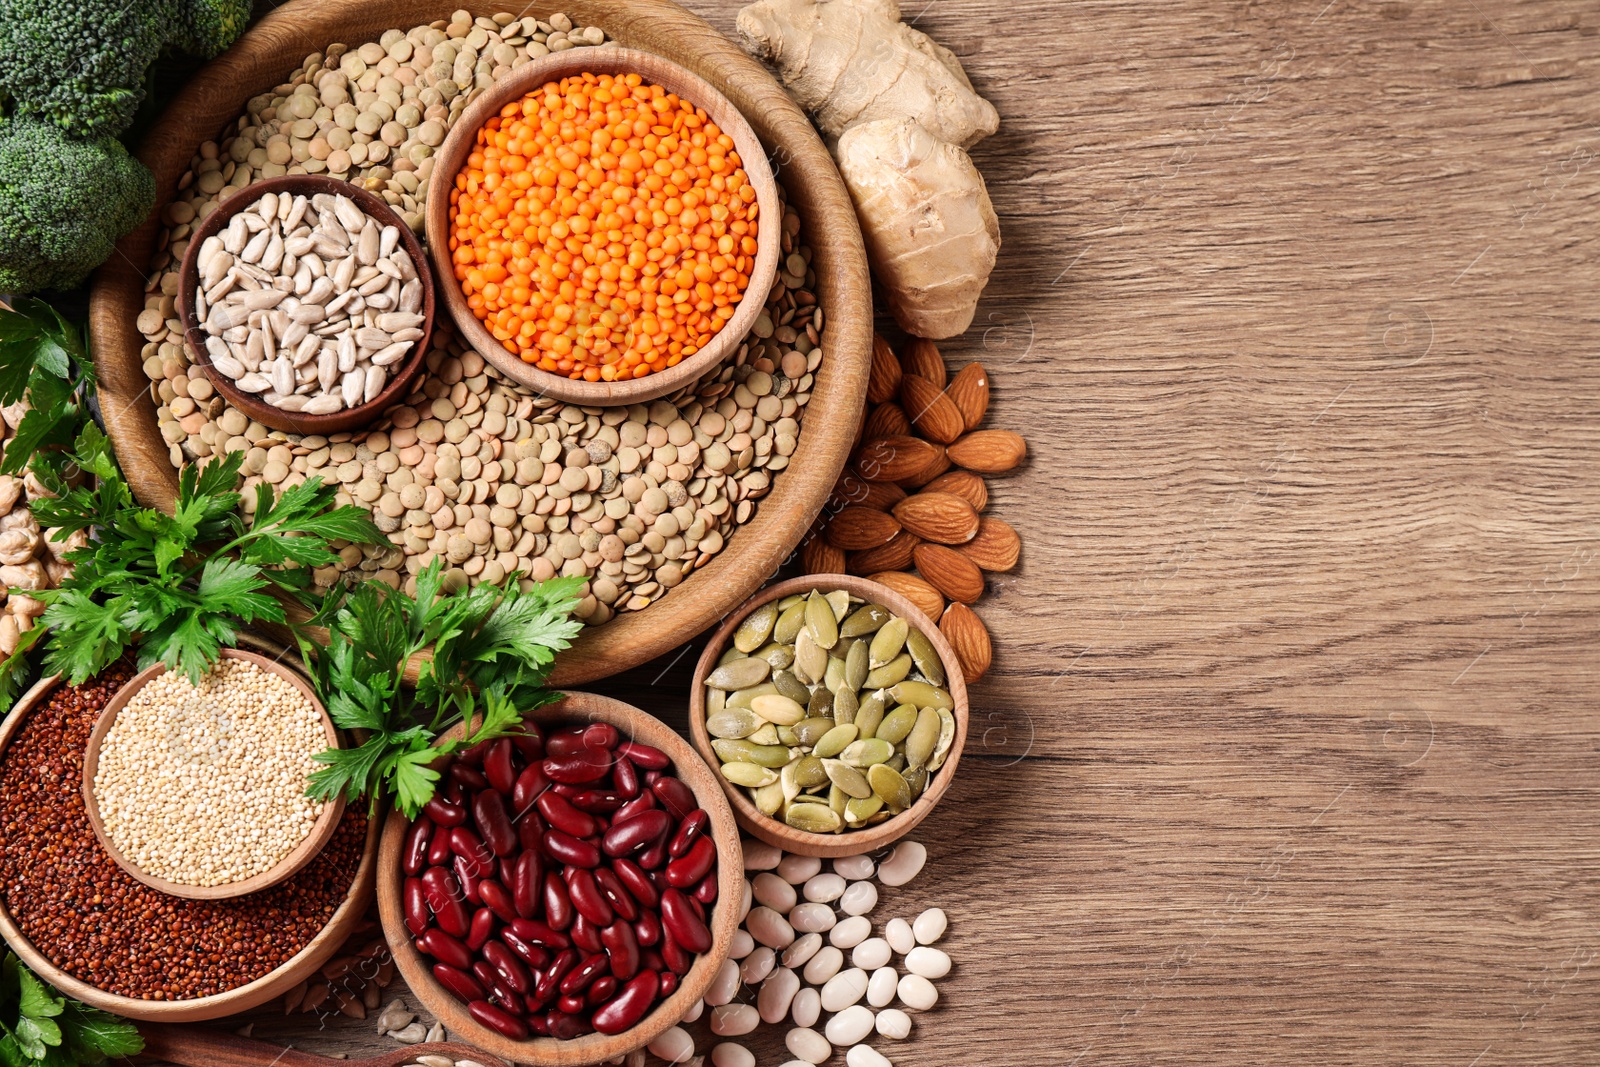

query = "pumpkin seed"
[828,784,849,814]
[773,669,810,706]
[753,780,786,814]
[875,705,919,745]
[906,629,945,686]
[840,603,890,637]
[758,642,796,670]
[843,639,869,690]
[844,795,884,824]
[832,685,858,725]
[890,679,952,710]
[884,752,907,773]
[863,653,912,689]
[794,717,836,747]
[823,759,874,799]
[778,593,807,611]
[707,706,762,739]
[774,601,807,644]
[717,646,746,667]
[708,687,727,717]
[806,591,839,649]
[751,693,807,726]
[794,627,827,684]
[780,759,804,804]
[793,754,828,788]
[854,696,885,740]
[713,739,793,767]
[786,803,843,833]
[903,765,929,799]
[927,706,956,771]
[723,762,779,788]
[841,738,894,767]
[748,723,782,746]
[805,686,835,718]
[868,764,912,810]
[735,601,779,652]
[824,589,851,620]
[869,617,908,669]
[828,634,856,661]
[903,707,941,769]
[708,656,772,691]
[823,656,846,692]
[728,682,777,710]
[812,723,858,758]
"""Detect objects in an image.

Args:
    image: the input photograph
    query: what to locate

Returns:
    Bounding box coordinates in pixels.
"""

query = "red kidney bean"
[443,779,466,805]
[543,872,574,931]
[452,855,483,905]
[510,725,544,759]
[637,832,669,871]
[544,829,601,868]
[535,948,578,1002]
[449,826,495,874]
[469,1000,529,1040]
[516,809,545,852]
[512,763,550,817]
[586,975,617,1007]
[473,960,522,1013]
[467,906,497,951]
[613,789,656,824]
[548,1010,589,1039]
[556,993,586,1015]
[510,918,570,950]
[661,970,680,997]
[651,776,696,819]
[612,756,641,799]
[550,782,584,798]
[421,867,470,938]
[501,927,551,970]
[543,747,612,784]
[593,867,638,922]
[601,919,641,981]
[611,858,659,909]
[660,888,711,954]
[427,828,454,867]
[659,929,692,975]
[570,912,605,954]
[484,940,532,994]
[512,851,542,920]
[694,870,719,905]
[473,790,517,857]
[545,728,586,757]
[602,809,672,857]
[403,816,434,875]
[404,878,430,937]
[458,738,492,767]
[644,769,663,785]
[665,835,716,888]
[667,810,708,859]
[478,878,517,923]
[450,763,490,791]
[559,952,609,996]
[618,741,669,770]
[485,738,519,794]
[417,928,474,970]
[593,971,659,1035]
[634,910,661,948]
[565,869,615,927]
[568,788,626,813]
[684,892,706,926]
[433,963,486,1002]
[537,791,600,838]
[582,723,620,750]
[423,798,468,827]
[526,1010,551,1035]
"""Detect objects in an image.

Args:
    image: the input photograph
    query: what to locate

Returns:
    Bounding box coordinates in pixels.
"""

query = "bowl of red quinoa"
[0,663,381,1021]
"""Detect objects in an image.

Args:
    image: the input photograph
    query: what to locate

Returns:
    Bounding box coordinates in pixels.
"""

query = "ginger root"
[737,0,999,149]
[836,118,1000,339]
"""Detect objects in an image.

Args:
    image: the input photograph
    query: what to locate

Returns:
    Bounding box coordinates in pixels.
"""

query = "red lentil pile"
[0,664,368,1000]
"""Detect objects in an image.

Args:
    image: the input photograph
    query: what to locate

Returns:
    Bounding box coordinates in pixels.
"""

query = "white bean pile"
[641,840,944,1067]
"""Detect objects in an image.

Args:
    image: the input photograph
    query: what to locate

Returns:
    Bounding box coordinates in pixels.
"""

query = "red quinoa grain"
[0,664,367,1000]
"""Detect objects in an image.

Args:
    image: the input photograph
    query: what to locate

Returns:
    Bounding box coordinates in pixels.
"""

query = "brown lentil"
[0,664,368,1001]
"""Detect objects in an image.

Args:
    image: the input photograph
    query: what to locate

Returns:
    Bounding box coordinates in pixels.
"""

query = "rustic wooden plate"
[0,672,381,1022]
[79,648,346,900]
[87,0,872,688]
[376,691,745,1066]
[427,46,781,406]
[176,175,435,436]
[688,574,969,858]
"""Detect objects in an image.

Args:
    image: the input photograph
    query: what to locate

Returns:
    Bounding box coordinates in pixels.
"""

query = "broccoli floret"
[0,118,156,294]
[169,0,254,59]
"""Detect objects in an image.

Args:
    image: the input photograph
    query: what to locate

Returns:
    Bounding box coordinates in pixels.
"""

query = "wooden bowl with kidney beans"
[376,691,743,1065]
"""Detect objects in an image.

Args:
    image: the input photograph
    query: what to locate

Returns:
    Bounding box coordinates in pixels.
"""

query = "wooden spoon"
[134,1024,511,1067]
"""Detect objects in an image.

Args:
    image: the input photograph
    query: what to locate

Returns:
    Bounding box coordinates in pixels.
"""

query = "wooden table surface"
[202,0,1600,1064]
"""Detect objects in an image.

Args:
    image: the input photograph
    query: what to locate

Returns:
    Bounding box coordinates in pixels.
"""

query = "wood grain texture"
[151,0,1600,1064]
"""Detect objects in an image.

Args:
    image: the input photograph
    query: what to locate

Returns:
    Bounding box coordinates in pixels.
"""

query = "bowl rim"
[79,647,347,901]
[686,574,970,859]
[176,173,436,436]
[0,671,379,1022]
[376,690,745,1065]
[424,44,782,407]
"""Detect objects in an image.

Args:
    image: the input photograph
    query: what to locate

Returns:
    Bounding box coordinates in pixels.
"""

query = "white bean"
[906,945,951,979]
[846,1045,893,1067]
[786,1027,832,1065]
[746,906,795,949]
[840,880,878,916]
[711,1042,755,1067]
[757,966,800,1024]
[833,854,875,880]
[877,841,926,887]
[790,902,837,933]
[913,907,947,945]
[790,986,822,1028]
[647,1026,695,1064]
[740,945,776,985]
[704,958,740,1007]
[753,872,797,912]
[681,998,704,1023]
[729,928,755,960]
[875,1007,912,1039]
[897,973,938,1011]
[819,967,868,1011]
[884,917,915,955]
[868,965,899,1007]
[852,937,891,971]
[783,932,823,969]
[824,1004,874,1046]
[803,872,846,902]
[778,853,822,884]
[829,915,872,949]
[710,1004,759,1037]
[802,946,843,986]
[738,878,753,923]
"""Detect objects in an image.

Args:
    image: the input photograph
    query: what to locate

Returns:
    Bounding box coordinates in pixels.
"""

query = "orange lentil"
[449,72,758,382]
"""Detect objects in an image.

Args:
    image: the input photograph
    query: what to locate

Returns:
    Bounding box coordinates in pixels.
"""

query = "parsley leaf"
[0,300,92,478]
[0,953,136,1066]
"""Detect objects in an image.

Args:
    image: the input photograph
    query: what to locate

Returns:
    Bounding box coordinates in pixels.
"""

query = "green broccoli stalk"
[0,118,155,294]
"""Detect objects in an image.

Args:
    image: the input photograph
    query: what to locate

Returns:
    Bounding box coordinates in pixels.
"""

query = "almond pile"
[801,335,1025,683]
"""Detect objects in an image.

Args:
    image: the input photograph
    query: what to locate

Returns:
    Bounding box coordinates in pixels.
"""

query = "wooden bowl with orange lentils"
[426,46,781,406]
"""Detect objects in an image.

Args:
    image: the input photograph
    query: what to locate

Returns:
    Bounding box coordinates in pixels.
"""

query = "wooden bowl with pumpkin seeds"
[688,574,968,858]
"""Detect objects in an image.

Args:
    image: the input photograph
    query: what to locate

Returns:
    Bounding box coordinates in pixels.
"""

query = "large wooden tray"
[87,0,871,686]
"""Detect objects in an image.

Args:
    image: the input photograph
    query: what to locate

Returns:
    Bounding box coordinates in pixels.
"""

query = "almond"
[893,492,980,545]
[897,447,951,489]
[912,543,985,604]
[863,401,911,441]
[940,602,992,683]
[945,362,989,431]
[900,336,946,388]
[867,333,903,405]
[899,373,965,444]
[847,530,921,575]
[826,506,902,551]
[959,516,1021,571]
[855,435,944,483]
[868,570,946,621]
[923,470,988,512]
[947,429,1027,474]
[830,468,907,512]
[802,535,845,575]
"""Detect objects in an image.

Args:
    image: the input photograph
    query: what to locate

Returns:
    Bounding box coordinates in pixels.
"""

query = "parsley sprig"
[0,952,141,1066]
[24,423,383,684]
[0,299,93,478]
[299,560,585,818]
